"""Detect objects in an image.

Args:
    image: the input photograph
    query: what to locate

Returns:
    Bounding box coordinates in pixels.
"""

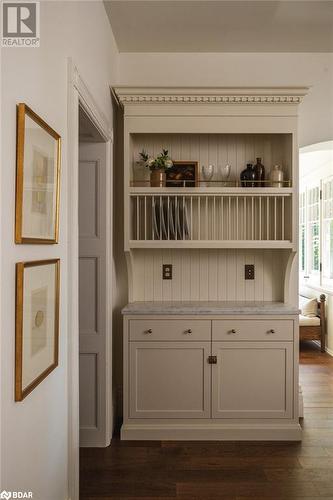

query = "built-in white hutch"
[114,86,307,441]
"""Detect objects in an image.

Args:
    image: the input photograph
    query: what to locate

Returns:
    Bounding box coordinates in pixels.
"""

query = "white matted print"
[15,259,60,401]
[15,103,61,243]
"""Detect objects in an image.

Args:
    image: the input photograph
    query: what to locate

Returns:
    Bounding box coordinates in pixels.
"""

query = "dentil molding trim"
[113,87,309,106]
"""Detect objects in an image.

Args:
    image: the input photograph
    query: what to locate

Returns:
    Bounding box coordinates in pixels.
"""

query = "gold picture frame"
[15,103,61,244]
[15,259,60,401]
[166,160,199,187]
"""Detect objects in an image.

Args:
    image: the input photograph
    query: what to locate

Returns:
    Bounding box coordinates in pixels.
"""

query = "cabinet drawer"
[129,319,211,341]
[212,319,293,341]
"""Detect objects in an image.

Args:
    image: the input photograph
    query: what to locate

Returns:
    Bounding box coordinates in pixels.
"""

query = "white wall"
[0,1,118,499]
[118,52,333,147]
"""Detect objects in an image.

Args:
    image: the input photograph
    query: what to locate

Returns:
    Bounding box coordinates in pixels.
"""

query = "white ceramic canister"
[270,164,284,187]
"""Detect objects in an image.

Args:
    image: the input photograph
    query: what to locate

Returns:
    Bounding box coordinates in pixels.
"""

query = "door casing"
[67,58,113,500]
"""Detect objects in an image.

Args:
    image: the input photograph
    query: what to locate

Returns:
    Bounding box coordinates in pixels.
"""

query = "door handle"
[208,355,217,364]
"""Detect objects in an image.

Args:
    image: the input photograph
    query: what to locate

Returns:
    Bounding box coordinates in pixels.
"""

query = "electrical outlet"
[245,264,255,280]
[163,264,172,280]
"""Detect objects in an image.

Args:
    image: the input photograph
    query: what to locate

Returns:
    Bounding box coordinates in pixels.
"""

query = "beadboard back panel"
[131,133,292,185]
[131,249,285,302]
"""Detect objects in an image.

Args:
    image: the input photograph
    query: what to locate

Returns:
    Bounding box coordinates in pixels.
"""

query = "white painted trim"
[313,340,333,357]
[105,138,114,447]
[121,423,302,441]
[301,140,333,155]
[299,386,304,418]
[300,281,333,297]
[72,66,112,141]
[129,187,294,195]
[67,60,80,500]
[113,86,309,106]
[326,346,333,357]
[67,58,113,500]
[0,36,2,490]
[128,240,294,250]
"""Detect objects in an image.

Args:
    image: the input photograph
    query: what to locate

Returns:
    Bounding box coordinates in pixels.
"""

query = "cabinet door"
[129,342,211,419]
[212,342,293,419]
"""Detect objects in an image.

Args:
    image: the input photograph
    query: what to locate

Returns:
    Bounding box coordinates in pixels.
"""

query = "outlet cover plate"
[245,264,255,280]
[163,264,172,280]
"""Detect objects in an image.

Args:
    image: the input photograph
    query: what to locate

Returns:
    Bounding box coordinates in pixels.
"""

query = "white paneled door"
[79,142,109,447]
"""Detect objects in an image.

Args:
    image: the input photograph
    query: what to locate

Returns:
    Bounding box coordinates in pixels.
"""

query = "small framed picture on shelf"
[15,259,60,401]
[166,161,199,187]
[15,103,61,244]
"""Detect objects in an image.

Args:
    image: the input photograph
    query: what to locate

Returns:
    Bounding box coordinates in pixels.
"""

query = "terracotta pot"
[150,170,166,187]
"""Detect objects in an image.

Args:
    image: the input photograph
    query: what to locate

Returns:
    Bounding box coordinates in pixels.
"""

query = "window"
[322,177,333,287]
[300,176,333,289]
[299,191,306,274]
[308,186,320,279]
[300,141,333,290]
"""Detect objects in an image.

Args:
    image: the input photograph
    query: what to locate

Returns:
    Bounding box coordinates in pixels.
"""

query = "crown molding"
[113,87,309,106]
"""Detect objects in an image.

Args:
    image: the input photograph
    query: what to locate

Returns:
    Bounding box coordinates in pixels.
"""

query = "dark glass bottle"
[253,157,265,187]
[240,163,256,187]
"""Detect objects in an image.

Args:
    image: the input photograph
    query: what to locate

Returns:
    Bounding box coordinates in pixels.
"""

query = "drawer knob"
[230,329,237,334]
[268,329,275,334]
[208,355,217,364]
[145,329,152,334]
[185,329,192,334]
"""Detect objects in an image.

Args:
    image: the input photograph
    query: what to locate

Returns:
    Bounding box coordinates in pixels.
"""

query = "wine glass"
[220,164,231,186]
[201,164,215,186]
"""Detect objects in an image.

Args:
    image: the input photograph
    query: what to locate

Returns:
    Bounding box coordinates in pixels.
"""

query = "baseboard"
[312,340,333,356]
[327,346,333,357]
[121,423,302,441]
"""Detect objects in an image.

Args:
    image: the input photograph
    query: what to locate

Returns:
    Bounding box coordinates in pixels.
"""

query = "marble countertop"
[122,301,300,316]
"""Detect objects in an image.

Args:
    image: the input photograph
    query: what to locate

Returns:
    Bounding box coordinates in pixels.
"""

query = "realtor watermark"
[0,491,33,499]
[1,1,40,47]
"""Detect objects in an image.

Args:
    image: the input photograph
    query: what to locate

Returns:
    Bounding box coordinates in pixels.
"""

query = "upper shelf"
[130,183,293,195]
[129,132,294,189]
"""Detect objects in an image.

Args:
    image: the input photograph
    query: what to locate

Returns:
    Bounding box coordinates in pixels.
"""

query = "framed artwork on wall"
[15,103,61,244]
[166,161,199,187]
[15,259,60,401]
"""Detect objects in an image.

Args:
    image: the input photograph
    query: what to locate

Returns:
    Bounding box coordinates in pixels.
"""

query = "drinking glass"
[220,164,231,186]
[201,164,214,186]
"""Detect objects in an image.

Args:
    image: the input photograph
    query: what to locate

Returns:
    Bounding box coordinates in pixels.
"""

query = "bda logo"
[0,491,11,499]
[0,493,32,499]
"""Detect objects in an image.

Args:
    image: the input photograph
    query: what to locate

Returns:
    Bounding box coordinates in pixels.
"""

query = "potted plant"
[138,149,173,187]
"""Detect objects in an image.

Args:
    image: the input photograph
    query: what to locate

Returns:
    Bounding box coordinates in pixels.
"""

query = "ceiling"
[104,1,333,53]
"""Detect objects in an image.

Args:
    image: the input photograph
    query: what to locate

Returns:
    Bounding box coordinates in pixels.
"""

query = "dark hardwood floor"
[80,341,333,499]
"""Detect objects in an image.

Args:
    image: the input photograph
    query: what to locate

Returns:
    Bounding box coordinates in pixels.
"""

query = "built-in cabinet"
[128,317,294,421]
[122,309,299,440]
[114,86,307,441]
